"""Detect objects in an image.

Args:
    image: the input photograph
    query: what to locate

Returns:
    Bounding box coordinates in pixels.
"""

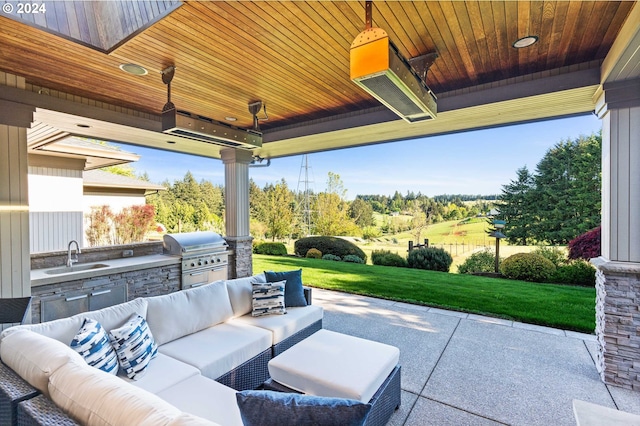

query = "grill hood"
[350,27,437,123]
[163,231,228,255]
[162,109,262,150]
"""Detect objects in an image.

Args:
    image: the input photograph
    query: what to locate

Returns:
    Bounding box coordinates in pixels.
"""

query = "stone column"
[0,72,34,312]
[593,78,640,391]
[221,148,254,279]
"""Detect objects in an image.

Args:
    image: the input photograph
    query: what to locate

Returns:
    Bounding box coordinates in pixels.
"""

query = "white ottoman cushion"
[232,305,323,345]
[268,329,399,403]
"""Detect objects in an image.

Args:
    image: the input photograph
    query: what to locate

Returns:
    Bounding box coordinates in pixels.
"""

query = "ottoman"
[266,329,401,426]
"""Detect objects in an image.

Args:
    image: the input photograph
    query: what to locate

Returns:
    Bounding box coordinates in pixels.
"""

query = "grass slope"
[253,254,595,333]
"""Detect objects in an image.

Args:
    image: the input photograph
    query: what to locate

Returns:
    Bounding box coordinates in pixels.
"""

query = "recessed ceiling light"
[513,36,538,49]
[119,63,148,76]
[76,124,91,128]
[166,140,176,144]
[225,116,238,122]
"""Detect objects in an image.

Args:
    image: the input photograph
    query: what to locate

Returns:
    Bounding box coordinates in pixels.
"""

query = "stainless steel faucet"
[67,240,81,267]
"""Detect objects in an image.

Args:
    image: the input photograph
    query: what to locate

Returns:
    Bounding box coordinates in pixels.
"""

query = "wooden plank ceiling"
[0,1,635,134]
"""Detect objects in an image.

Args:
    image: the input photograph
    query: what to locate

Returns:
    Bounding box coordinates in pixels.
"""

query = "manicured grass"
[253,254,596,333]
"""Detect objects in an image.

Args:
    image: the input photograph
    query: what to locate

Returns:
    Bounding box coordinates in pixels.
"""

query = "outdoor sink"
[44,263,110,275]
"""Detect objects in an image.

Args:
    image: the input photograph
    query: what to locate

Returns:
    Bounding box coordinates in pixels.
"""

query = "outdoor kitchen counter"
[31,254,180,287]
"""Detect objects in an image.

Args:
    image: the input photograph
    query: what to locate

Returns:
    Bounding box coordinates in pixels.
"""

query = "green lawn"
[253,254,596,333]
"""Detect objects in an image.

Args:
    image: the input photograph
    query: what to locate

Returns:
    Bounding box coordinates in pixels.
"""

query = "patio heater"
[489,220,506,273]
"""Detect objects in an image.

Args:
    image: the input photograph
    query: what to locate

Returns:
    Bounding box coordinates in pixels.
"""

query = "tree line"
[496,132,601,245]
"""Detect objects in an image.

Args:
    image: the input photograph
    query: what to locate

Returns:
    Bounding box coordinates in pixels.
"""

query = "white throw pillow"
[251,280,286,317]
[108,314,157,380]
[70,318,119,375]
[49,360,182,426]
[227,273,266,317]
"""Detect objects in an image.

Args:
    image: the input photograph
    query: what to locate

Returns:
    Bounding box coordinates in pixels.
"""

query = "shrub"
[322,254,341,261]
[532,246,566,267]
[253,242,287,256]
[343,255,364,264]
[305,248,322,259]
[568,226,601,260]
[371,250,408,268]
[551,260,596,286]
[500,253,556,282]
[457,249,495,274]
[407,247,453,272]
[295,237,367,263]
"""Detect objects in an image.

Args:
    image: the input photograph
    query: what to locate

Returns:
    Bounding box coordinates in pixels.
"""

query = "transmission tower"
[295,155,315,237]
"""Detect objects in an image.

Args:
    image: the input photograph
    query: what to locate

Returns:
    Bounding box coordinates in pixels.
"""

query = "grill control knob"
[191,262,195,267]
[198,260,203,266]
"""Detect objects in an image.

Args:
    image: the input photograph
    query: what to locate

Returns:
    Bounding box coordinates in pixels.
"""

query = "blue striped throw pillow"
[70,318,119,375]
[108,314,158,380]
[252,280,286,317]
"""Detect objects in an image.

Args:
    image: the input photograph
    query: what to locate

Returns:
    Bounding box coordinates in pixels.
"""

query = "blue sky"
[113,114,602,200]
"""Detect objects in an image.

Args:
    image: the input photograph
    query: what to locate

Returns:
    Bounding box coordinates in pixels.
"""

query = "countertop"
[31,254,181,287]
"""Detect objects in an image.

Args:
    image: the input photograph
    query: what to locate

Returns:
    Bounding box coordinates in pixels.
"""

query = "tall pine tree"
[496,166,535,245]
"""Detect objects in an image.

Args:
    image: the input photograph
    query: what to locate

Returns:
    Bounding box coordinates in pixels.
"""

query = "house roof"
[0,1,638,159]
[34,137,141,170]
[83,169,166,194]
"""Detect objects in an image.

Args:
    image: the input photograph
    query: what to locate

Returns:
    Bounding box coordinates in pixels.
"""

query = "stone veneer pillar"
[221,148,254,279]
[593,78,640,391]
[0,72,33,307]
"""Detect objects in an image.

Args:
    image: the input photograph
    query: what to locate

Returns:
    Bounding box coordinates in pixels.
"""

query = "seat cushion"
[157,375,243,426]
[233,305,323,345]
[268,329,399,403]
[147,281,233,346]
[158,322,271,381]
[48,359,183,426]
[121,353,200,394]
[0,329,85,398]
[226,273,266,318]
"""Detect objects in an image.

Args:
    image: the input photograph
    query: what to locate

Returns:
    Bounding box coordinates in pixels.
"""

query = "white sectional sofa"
[0,273,323,426]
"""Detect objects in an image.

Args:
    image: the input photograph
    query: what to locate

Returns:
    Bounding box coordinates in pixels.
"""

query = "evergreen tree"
[531,133,601,244]
[496,166,535,245]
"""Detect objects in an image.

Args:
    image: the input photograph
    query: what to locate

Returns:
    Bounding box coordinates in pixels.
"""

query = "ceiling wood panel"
[0,1,635,134]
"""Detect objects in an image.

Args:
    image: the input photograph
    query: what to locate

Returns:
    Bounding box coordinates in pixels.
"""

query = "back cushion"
[227,273,266,318]
[49,360,182,426]
[0,329,85,398]
[11,298,148,345]
[146,281,234,346]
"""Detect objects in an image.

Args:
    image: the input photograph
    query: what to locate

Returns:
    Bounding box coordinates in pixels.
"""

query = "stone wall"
[225,236,253,278]
[31,241,163,270]
[593,257,640,391]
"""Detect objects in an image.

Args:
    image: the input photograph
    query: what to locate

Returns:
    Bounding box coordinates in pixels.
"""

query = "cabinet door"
[89,284,126,311]
[41,293,89,323]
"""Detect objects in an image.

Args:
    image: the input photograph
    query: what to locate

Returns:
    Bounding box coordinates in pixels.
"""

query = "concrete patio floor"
[311,288,640,426]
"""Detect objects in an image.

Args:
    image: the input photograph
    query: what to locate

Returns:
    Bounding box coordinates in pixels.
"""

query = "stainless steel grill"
[163,232,229,290]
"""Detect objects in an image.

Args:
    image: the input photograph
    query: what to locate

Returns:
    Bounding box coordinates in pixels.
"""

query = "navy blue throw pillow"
[236,391,371,426]
[264,269,307,307]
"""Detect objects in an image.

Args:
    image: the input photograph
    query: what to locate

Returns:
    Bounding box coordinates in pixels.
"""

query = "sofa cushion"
[147,281,234,346]
[226,273,266,318]
[109,314,158,380]
[233,305,323,345]
[5,298,148,345]
[122,353,200,394]
[49,359,183,426]
[265,270,307,307]
[0,329,85,398]
[236,390,372,426]
[251,280,286,317]
[158,322,271,381]
[70,318,119,375]
[167,412,222,426]
[157,375,243,426]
